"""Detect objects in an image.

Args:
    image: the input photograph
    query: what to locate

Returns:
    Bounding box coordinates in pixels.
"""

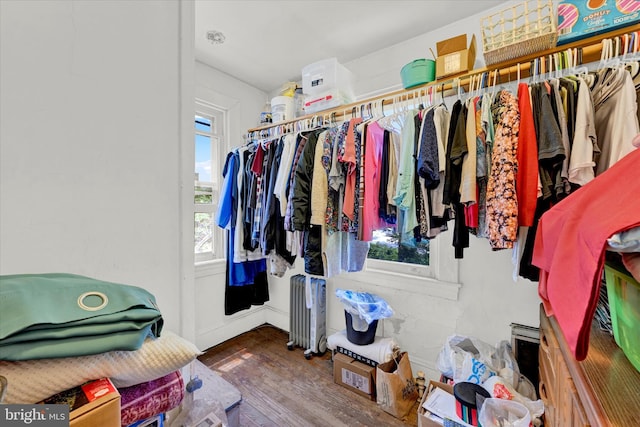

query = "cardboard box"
[417,380,454,427]
[41,378,121,427]
[435,34,476,79]
[557,0,640,45]
[333,352,376,401]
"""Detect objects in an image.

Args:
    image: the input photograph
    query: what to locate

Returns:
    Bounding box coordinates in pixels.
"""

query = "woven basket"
[481,0,557,65]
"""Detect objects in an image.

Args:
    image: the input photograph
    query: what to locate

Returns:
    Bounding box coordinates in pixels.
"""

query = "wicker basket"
[481,0,557,66]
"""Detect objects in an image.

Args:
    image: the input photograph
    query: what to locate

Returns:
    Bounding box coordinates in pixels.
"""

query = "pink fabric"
[533,148,640,361]
[342,118,362,220]
[361,121,385,241]
[119,370,184,426]
[464,203,478,228]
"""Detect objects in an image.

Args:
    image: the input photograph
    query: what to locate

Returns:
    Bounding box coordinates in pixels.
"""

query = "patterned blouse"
[486,90,520,250]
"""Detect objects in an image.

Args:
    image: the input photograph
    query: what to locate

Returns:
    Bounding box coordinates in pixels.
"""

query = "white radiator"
[287,274,327,359]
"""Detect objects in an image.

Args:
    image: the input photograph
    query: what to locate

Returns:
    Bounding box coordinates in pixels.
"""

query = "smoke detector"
[206,30,226,45]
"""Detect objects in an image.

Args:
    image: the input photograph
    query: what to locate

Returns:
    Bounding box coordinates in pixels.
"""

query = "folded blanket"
[327,330,398,365]
[0,273,163,360]
[119,370,184,426]
[0,330,200,404]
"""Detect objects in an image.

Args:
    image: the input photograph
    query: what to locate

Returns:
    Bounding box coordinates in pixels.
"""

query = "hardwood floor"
[198,324,419,427]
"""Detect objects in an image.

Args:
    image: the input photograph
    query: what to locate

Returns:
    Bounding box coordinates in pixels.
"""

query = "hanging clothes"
[516,82,539,227]
[217,150,269,315]
[443,100,469,258]
[568,76,598,187]
[361,121,385,242]
[486,90,520,250]
[394,110,419,235]
[592,66,640,175]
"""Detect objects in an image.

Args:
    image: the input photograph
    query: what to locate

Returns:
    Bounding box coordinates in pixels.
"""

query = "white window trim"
[363,230,460,300]
[194,99,227,265]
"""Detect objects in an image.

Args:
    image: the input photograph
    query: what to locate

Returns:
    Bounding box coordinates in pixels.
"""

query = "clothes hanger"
[490,69,498,99]
[619,32,640,78]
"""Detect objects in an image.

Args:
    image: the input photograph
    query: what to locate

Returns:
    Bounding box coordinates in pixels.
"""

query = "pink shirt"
[533,147,640,361]
[342,118,362,220]
[361,121,385,242]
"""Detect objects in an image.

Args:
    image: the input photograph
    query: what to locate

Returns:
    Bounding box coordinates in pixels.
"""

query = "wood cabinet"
[539,304,640,427]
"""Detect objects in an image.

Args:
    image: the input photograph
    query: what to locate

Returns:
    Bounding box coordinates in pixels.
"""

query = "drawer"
[539,351,557,407]
[539,318,558,387]
[539,378,556,427]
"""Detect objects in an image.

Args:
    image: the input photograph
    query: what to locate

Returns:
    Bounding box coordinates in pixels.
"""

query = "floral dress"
[486,90,520,250]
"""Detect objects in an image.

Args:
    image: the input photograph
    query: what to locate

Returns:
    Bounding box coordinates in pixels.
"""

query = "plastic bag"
[436,335,499,384]
[335,289,394,325]
[478,398,531,427]
[481,376,544,421]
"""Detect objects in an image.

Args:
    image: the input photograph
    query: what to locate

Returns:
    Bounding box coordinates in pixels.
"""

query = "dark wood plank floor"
[198,324,419,427]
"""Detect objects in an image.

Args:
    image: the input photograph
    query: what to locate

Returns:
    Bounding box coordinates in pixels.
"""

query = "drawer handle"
[539,380,549,403]
[540,332,551,354]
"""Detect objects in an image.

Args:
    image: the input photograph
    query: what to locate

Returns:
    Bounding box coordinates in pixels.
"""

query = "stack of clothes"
[0,273,200,426]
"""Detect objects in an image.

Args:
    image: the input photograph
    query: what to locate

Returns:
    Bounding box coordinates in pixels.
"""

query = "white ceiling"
[195,1,506,93]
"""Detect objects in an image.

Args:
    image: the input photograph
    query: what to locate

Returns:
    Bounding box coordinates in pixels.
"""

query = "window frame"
[194,99,226,264]
[362,233,460,300]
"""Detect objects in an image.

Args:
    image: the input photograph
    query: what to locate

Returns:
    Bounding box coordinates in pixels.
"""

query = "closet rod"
[247,24,639,134]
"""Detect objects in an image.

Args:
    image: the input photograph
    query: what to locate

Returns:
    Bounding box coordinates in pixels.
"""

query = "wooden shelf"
[545,308,640,427]
[248,24,640,135]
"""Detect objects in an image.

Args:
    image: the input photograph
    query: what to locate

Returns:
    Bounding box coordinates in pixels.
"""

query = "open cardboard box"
[435,34,476,79]
[417,380,454,427]
[40,378,120,427]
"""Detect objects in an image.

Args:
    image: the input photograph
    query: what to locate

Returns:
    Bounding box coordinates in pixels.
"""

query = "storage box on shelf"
[302,58,353,96]
[557,0,640,45]
[480,0,557,65]
[401,59,436,89]
[302,58,354,114]
[604,261,640,373]
[303,90,354,115]
[435,34,477,79]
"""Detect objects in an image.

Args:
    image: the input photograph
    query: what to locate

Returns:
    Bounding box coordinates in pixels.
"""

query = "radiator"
[287,274,327,359]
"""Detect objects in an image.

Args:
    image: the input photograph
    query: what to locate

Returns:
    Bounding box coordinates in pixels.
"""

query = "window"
[367,227,431,277]
[194,100,225,263]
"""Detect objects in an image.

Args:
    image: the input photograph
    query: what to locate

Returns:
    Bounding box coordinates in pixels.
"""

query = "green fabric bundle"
[0,273,163,361]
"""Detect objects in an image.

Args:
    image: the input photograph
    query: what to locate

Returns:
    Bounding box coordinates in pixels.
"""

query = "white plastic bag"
[478,398,531,427]
[335,289,394,324]
[482,375,544,421]
[436,335,498,384]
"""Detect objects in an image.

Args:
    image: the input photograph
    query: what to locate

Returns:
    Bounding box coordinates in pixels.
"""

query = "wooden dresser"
[538,304,640,426]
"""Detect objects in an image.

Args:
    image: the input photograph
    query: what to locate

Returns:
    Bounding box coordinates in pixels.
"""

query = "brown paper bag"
[376,352,418,419]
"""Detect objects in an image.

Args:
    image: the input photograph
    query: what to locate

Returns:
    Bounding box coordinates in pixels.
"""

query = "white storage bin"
[271,96,294,123]
[303,90,354,115]
[302,58,354,98]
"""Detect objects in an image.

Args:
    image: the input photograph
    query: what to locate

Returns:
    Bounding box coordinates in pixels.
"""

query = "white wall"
[0,1,189,335]
[345,0,524,97]
[193,61,269,350]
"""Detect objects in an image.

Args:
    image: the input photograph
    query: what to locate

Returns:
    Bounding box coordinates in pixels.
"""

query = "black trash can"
[345,311,378,345]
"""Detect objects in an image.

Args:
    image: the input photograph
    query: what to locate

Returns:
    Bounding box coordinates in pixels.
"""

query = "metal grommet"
[77,291,108,311]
